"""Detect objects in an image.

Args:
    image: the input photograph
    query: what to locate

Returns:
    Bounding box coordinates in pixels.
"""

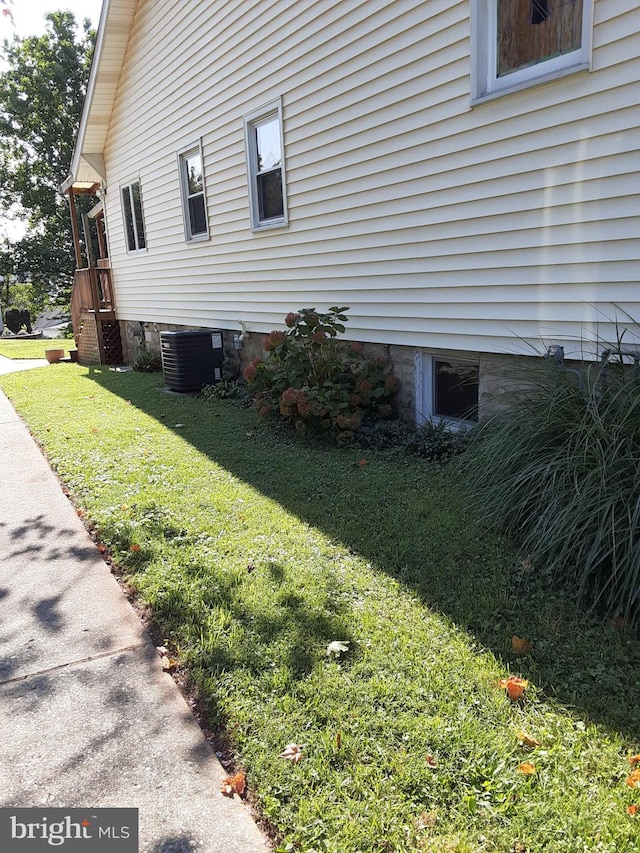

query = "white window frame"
[120,178,147,254]
[243,98,288,231]
[177,140,209,242]
[470,0,593,103]
[415,352,480,428]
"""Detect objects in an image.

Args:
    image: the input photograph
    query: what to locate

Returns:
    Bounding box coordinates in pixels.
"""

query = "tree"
[0,12,95,311]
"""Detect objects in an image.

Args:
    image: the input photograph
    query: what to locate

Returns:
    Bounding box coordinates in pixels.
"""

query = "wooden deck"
[70,265,124,366]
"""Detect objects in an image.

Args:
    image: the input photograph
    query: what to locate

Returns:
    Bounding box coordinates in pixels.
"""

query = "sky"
[1,0,104,38]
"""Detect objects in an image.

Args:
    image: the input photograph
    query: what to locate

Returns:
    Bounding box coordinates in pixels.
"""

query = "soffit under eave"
[74,154,106,186]
[69,0,137,183]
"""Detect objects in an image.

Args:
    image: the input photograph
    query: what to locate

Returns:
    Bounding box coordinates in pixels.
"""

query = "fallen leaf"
[221,770,246,797]
[517,731,541,748]
[326,640,350,658]
[90,426,99,434]
[358,458,367,466]
[335,732,342,749]
[414,811,437,831]
[628,755,640,766]
[161,655,178,672]
[511,635,532,655]
[97,544,107,554]
[156,646,168,656]
[628,804,639,816]
[425,754,438,769]
[626,770,640,789]
[497,675,529,700]
[129,544,141,552]
[279,743,303,764]
[517,762,536,775]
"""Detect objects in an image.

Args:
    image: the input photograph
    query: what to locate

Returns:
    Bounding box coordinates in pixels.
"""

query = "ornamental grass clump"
[243,307,398,440]
[465,345,640,626]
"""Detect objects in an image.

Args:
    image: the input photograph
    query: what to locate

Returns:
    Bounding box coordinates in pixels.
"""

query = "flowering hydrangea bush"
[243,307,398,439]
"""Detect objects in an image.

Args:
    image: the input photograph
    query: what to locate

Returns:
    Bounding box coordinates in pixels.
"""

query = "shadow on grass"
[78,368,640,740]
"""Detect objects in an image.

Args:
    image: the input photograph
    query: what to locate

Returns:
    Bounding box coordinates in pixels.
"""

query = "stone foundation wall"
[477,353,541,419]
[120,318,551,422]
[121,320,243,380]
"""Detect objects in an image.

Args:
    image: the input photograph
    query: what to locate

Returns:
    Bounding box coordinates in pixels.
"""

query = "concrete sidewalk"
[0,386,270,852]
[0,353,48,373]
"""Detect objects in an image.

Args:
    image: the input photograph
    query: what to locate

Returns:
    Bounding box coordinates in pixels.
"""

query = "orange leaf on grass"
[425,754,438,769]
[517,762,536,775]
[628,755,640,766]
[160,655,178,672]
[497,675,529,700]
[626,770,640,789]
[517,731,541,748]
[221,770,246,797]
[627,804,639,816]
[511,635,532,655]
[129,544,141,552]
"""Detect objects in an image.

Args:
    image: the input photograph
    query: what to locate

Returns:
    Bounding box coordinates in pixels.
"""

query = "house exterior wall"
[102,0,639,370]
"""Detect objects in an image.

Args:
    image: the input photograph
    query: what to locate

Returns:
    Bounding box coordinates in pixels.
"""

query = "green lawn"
[2,365,639,853]
[0,338,74,359]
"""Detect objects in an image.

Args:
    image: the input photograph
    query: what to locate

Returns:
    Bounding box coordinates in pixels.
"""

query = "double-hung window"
[121,180,147,253]
[177,142,208,241]
[471,0,593,101]
[244,99,288,230]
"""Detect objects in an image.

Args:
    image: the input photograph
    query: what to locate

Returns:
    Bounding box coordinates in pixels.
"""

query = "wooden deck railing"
[70,265,114,339]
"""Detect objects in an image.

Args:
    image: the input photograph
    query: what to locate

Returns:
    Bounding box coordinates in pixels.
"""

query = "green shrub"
[200,379,252,405]
[132,348,163,373]
[357,417,471,462]
[465,348,640,625]
[5,307,31,334]
[243,307,398,440]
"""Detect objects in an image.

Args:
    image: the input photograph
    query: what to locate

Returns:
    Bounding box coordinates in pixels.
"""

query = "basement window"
[417,353,479,425]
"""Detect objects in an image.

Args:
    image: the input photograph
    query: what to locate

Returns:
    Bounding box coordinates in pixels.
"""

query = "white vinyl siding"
[102,0,640,361]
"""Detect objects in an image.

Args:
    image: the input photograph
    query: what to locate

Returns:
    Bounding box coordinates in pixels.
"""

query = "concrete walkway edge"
[0,384,270,852]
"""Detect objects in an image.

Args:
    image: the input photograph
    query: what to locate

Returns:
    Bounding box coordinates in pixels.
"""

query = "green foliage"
[200,378,252,404]
[3,307,31,333]
[358,417,471,462]
[0,12,96,302]
[132,348,163,373]
[465,347,640,626]
[244,307,398,439]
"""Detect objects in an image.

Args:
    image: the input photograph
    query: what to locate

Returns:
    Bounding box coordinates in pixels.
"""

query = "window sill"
[250,218,288,233]
[471,61,590,106]
[185,233,210,244]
